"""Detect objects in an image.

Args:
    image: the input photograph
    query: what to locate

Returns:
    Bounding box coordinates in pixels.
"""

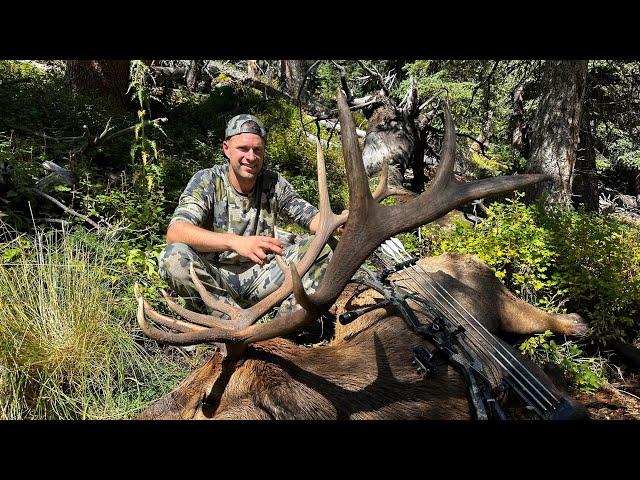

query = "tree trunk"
[511,82,526,153]
[186,60,204,90]
[247,60,259,80]
[630,169,640,204]
[573,102,599,211]
[525,60,588,205]
[279,60,312,99]
[64,60,130,105]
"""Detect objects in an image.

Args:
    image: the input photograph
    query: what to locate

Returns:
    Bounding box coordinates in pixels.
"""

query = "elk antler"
[135,139,348,348]
[268,89,552,333]
[371,156,416,202]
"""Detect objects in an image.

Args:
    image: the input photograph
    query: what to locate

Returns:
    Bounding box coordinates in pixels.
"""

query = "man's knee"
[158,242,199,283]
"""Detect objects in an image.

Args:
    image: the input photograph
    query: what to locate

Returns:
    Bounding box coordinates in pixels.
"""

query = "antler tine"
[160,289,232,328]
[337,90,374,216]
[316,137,331,215]
[289,261,322,316]
[372,157,417,203]
[135,283,214,342]
[429,99,459,191]
[188,262,239,319]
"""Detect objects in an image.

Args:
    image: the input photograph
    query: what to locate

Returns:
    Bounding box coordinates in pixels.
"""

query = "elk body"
[139,253,587,420]
[136,89,587,420]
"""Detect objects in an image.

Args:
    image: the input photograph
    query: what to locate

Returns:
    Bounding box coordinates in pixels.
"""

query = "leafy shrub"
[538,207,640,340]
[519,331,606,392]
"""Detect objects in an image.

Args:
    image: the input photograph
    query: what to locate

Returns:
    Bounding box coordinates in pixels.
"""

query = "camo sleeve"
[169,169,214,227]
[276,175,319,230]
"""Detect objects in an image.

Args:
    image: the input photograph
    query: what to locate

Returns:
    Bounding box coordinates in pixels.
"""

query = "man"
[159,114,343,316]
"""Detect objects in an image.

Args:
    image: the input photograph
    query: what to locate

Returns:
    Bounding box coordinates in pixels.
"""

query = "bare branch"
[357,61,390,96]
[35,189,105,230]
[99,117,167,144]
[332,61,352,102]
[0,119,84,143]
[465,61,500,116]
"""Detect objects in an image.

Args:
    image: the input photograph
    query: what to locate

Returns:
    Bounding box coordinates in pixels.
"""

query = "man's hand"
[231,235,284,265]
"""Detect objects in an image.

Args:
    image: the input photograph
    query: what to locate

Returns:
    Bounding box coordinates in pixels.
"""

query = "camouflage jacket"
[170,163,319,264]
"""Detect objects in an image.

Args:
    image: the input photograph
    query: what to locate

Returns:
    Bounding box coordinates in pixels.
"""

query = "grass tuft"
[0,223,187,419]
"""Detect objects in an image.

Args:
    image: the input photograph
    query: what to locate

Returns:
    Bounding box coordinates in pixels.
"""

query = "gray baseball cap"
[225,114,267,140]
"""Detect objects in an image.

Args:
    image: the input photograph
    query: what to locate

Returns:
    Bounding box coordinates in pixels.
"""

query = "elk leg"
[496,289,588,336]
[417,254,588,336]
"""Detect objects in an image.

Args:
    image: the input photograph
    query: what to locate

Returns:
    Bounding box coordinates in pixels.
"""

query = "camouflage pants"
[158,234,332,315]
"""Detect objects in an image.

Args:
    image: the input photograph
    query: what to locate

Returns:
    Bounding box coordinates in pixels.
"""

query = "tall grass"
[0,224,186,419]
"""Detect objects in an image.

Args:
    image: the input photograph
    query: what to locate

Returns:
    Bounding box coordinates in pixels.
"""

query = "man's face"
[223,133,265,189]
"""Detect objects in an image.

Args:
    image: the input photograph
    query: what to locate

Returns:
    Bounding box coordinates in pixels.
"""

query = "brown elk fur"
[138,253,588,420]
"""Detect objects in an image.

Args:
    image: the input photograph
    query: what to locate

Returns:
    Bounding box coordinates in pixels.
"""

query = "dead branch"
[424,124,489,155]
[36,161,74,190]
[419,89,448,111]
[297,60,323,141]
[209,61,291,100]
[150,65,220,87]
[98,117,167,144]
[0,119,84,143]
[36,218,72,227]
[332,61,352,102]
[357,61,390,97]
[314,119,366,138]
[35,189,106,230]
[0,117,167,155]
[302,131,338,149]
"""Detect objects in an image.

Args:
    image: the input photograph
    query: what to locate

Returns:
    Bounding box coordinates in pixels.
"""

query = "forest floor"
[575,372,640,420]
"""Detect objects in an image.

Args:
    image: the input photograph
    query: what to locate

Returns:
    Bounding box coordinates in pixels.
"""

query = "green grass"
[0,223,189,419]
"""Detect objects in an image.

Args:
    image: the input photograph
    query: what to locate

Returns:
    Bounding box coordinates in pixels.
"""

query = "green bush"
[538,207,640,340]
[519,331,606,392]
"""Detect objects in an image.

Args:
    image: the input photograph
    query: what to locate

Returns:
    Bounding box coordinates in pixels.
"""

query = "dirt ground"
[574,371,640,420]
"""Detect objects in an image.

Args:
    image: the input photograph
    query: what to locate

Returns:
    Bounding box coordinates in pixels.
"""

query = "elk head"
[135,89,551,419]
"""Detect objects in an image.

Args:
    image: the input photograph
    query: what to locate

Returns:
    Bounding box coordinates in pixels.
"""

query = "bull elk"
[135,89,588,420]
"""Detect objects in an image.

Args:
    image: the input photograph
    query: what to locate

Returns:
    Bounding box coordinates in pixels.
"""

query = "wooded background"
[0,59,638,419]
